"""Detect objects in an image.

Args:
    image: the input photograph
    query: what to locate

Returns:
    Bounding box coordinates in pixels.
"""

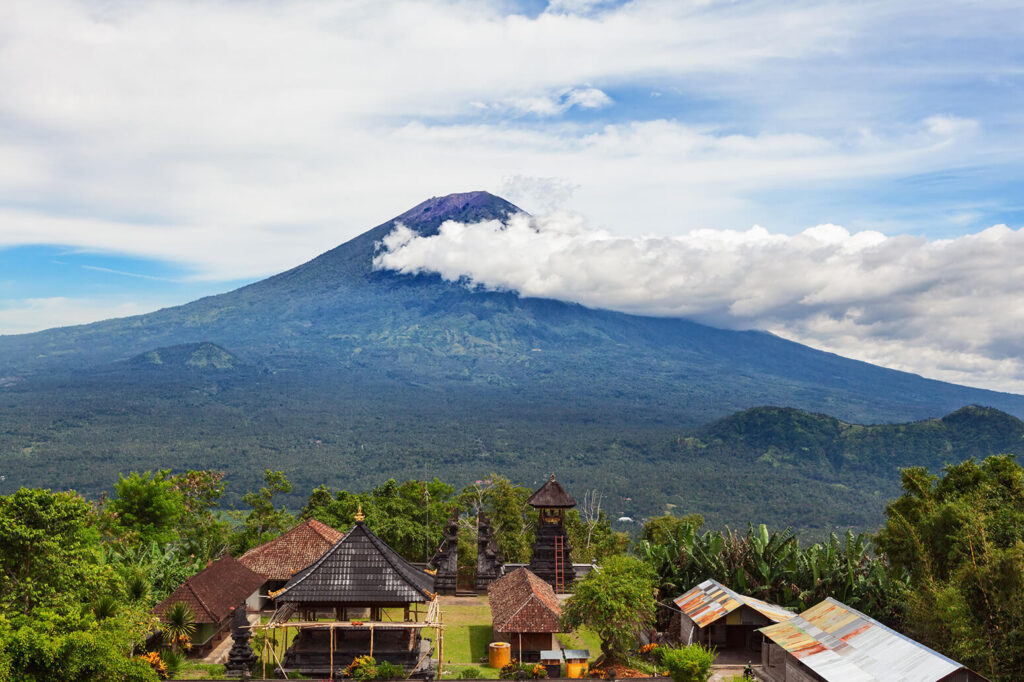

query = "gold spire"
[355,504,365,522]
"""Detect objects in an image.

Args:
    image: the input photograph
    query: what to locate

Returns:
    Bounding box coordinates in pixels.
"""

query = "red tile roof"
[152,556,264,624]
[238,518,343,580]
[488,567,562,634]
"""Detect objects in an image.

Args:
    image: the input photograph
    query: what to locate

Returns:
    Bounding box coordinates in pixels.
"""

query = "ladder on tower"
[554,535,564,594]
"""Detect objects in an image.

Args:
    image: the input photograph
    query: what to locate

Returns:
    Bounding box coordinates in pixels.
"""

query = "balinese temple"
[265,508,440,679]
[527,474,576,593]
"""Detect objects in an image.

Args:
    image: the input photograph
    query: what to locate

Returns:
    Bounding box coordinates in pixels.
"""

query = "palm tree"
[163,601,197,653]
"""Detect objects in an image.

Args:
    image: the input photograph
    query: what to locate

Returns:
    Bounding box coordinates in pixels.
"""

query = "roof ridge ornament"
[355,504,365,523]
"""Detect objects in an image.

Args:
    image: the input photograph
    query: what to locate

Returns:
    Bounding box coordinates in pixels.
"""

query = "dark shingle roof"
[273,521,436,605]
[488,567,561,634]
[239,518,343,580]
[526,475,577,509]
[152,556,264,624]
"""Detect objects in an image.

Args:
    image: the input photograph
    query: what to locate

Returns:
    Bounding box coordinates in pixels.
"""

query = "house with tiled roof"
[152,555,264,655]
[672,578,794,656]
[239,517,343,606]
[488,567,562,662]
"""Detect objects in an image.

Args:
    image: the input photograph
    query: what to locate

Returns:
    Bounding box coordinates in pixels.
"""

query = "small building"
[488,567,562,663]
[673,579,794,655]
[267,510,440,678]
[152,555,264,656]
[238,517,343,607]
[758,597,990,682]
[526,474,576,592]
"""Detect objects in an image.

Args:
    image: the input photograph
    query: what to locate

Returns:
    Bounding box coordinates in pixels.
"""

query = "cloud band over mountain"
[374,214,1024,393]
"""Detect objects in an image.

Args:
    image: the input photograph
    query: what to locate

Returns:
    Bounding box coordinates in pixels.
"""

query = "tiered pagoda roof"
[273,521,436,605]
[239,518,343,580]
[153,556,263,624]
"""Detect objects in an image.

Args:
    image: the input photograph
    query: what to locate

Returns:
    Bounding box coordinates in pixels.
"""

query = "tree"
[231,470,295,554]
[875,455,1024,681]
[459,475,537,562]
[302,478,459,562]
[560,555,657,661]
[161,601,196,654]
[638,513,704,546]
[0,488,119,615]
[107,471,186,546]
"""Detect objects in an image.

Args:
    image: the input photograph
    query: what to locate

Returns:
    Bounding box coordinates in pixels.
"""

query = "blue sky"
[1,0,1023,390]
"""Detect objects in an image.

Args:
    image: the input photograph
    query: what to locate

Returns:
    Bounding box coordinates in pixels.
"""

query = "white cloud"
[374,214,1024,392]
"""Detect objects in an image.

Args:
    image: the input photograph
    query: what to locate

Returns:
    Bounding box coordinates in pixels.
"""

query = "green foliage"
[636,520,901,626]
[0,607,158,682]
[876,455,1024,681]
[304,478,459,562]
[458,666,482,679]
[657,644,716,682]
[108,471,186,546]
[560,555,657,662]
[0,488,119,615]
[460,475,537,563]
[638,513,704,546]
[374,660,406,679]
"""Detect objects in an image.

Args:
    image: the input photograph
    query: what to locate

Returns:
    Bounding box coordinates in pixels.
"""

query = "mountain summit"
[2,192,1023,522]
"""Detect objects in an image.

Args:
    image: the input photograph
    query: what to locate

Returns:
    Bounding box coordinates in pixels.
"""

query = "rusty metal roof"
[759,598,979,682]
[673,579,794,628]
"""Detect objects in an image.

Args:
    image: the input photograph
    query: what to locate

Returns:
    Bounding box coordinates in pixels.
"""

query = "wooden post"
[330,625,335,680]
[438,608,444,680]
[370,624,375,658]
[262,625,267,680]
[518,632,522,664]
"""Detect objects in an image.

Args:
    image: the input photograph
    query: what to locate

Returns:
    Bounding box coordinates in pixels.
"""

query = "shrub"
[657,644,716,682]
[499,659,529,679]
[161,649,185,678]
[458,667,483,679]
[345,655,379,680]
[376,660,406,679]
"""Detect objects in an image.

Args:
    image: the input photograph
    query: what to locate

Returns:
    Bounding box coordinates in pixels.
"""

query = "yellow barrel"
[566,659,588,678]
[488,642,511,669]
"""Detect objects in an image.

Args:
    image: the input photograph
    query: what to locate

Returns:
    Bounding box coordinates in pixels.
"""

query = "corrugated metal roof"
[673,578,794,628]
[274,521,436,605]
[759,598,972,682]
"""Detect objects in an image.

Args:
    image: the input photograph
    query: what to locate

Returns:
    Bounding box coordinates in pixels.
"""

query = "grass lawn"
[174,662,227,680]
[558,627,603,661]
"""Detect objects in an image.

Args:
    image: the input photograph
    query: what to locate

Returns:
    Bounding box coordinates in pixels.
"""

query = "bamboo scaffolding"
[249,596,445,680]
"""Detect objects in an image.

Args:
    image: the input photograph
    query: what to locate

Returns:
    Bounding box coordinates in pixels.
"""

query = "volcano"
[1,191,1022,528]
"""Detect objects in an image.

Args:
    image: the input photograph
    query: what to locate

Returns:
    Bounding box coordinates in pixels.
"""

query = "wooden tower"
[526,474,577,593]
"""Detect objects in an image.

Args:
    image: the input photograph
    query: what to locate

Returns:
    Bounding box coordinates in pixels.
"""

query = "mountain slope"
[2,191,1024,530]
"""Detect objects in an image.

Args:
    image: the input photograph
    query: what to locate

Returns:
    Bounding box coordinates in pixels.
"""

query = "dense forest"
[1,457,1022,681]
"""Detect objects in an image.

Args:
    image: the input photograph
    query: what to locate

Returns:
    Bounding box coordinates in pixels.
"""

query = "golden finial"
[355,504,365,522]
[549,473,556,482]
